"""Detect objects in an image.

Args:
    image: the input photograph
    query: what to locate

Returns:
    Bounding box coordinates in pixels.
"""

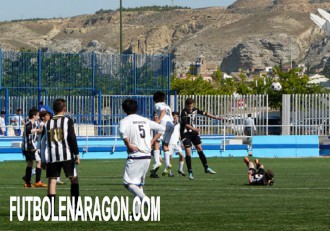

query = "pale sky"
[0,0,236,22]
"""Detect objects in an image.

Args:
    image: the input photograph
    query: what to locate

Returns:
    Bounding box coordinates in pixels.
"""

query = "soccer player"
[119,98,165,215]
[22,108,47,187]
[39,110,65,185]
[41,98,80,209]
[180,98,221,180]
[150,112,163,178]
[152,91,174,177]
[168,111,185,176]
[243,156,274,186]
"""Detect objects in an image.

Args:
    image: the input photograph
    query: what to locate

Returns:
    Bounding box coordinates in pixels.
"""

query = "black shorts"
[23,150,36,161]
[46,159,77,178]
[250,168,266,176]
[181,132,202,148]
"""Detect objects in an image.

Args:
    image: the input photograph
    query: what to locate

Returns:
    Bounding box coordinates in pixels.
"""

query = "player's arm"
[119,120,139,153]
[155,109,166,123]
[198,109,222,120]
[67,118,80,164]
[150,121,165,146]
[248,170,253,184]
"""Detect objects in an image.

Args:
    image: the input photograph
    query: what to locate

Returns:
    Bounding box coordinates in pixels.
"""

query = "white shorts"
[161,121,174,144]
[169,143,182,155]
[34,149,41,162]
[123,152,151,186]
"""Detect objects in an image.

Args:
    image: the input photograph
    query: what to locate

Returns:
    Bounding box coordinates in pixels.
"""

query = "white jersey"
[169,122,180,145]
[119,114,165,154]
[154,102,173,126]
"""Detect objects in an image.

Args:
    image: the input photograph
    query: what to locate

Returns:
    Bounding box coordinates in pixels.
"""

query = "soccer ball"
[271,82,282,91]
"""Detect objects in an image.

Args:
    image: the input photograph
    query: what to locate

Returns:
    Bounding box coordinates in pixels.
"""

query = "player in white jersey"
[168,111,185,176]
[244,156,274,186]
[150,112,163,178]
[152,91,174,177]
[120,98,165,215]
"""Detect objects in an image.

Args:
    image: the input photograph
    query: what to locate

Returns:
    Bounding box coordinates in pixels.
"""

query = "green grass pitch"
[1,157,330,230]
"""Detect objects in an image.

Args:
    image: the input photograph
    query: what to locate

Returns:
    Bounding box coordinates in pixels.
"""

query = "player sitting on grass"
[244,156,274,186]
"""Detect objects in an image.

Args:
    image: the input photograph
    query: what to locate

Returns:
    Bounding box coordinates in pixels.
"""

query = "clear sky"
[0,0,236,22]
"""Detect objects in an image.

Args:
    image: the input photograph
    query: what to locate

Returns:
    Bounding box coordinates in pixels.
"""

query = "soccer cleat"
[254,159,260,165]
[178,170,186,176]
[205,168,216,174]
[56,180,65,185]
[168,173,175,177]
[188,172,194,180]
[150,173,160,178]
[34,181,48,187]
[162,170,168,176]
[244,156,250,164]
[24,183,34,188]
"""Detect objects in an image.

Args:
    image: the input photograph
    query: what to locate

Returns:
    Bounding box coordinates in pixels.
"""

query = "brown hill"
[1,1,330,74]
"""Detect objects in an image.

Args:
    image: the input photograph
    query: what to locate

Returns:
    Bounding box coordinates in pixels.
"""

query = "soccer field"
[1,157,330,230]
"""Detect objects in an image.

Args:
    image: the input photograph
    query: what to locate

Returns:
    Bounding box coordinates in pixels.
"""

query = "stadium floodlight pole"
[120,0,123,54]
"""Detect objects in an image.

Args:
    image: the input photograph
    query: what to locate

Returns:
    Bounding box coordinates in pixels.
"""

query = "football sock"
[71,184,80,210]
[153,150,161,167]
[164,151,171,168]
[198,151,208,170]
[48,194,56,215]
[25,167,32,184]
[35,167,42,183]
[186,156,192,173]
[179,161,184,172]
[127,184,146,215]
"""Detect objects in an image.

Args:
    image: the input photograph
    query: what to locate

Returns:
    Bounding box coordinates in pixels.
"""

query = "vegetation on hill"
[95,5,190,14]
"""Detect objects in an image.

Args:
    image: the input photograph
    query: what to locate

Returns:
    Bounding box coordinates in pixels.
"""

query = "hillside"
[1,1,330,74]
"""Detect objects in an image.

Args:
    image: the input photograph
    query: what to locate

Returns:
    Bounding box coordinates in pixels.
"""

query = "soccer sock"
[179,161,184,172]
[48,194,56,216]
[164,151,171,168]
[35,167,42,183]
[71,184,80,210]
[198,151,208,170]
[25,167,32,184]
[186,156,192,173]
[153,150,161,167]
[127,184,147,215]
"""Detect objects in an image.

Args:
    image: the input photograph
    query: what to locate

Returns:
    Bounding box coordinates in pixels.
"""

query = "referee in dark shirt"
[41,98,80,208]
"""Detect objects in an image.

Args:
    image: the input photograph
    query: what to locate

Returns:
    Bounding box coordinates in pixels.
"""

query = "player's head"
[28,108,39,119]
[1,111,5,117]
[17,109,22,114]
[184,98,195,112]
[264,169,274,181]
[153,91,166,103]
[152,111,158,121]
[53,98,67,114]
[172,111,179,122]
[40,111,51,121]
[122,99,138,115]
[248,113,252,117]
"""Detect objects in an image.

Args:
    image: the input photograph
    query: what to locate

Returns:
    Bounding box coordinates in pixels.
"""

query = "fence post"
[37,49,42,104]
[133,53,137,95]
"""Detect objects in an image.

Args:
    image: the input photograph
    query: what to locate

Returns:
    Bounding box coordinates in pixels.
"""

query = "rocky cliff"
[1,1,330,74]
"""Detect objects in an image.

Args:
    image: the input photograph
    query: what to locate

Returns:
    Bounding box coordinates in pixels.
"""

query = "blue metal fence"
[0,50,171,124]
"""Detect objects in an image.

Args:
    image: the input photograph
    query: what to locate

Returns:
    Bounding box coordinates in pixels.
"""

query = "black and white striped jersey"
[41,115,79,163]
[22,120,38,151]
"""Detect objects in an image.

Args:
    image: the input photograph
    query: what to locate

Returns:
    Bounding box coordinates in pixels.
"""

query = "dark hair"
[39,101,44,106]
[17,109,22,113]
[39,111,51,119]
[28,108,39,119]
[1,111,5,115]
[264,169,274,180]
[248,113,252,117]
[185,98,195,106]
[153,91,166,103]
[53,98,66,114]
[172,111,179,116]
[122,99,138,114]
